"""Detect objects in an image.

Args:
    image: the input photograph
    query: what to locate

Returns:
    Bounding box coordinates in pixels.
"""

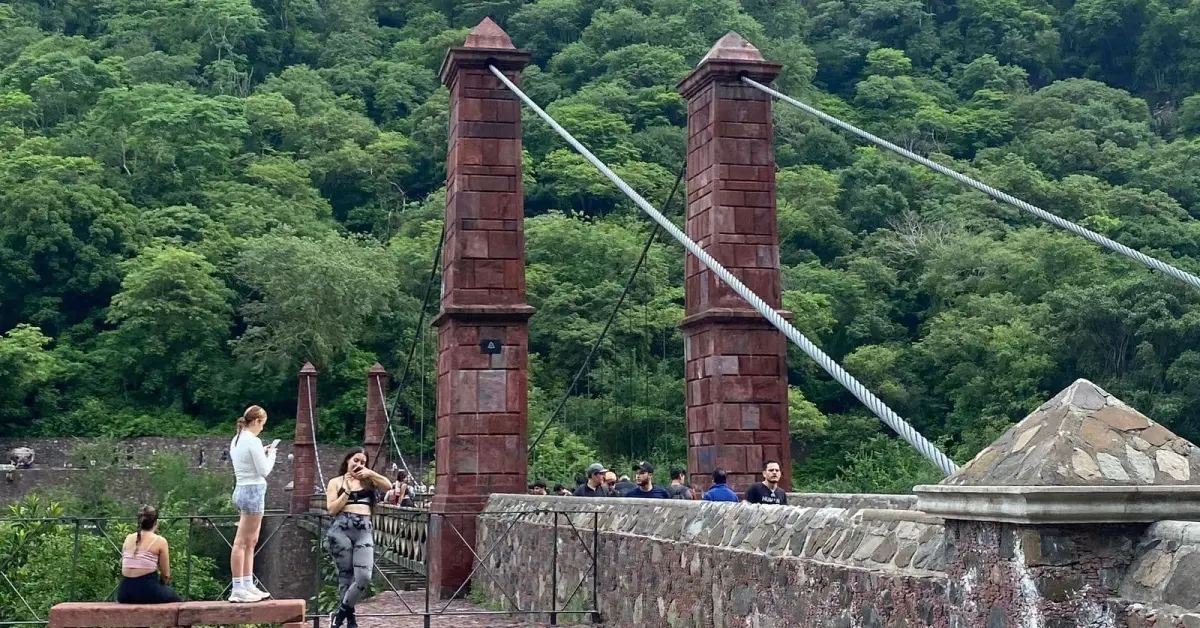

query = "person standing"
[667,467,695,499]
[702,469,739,502]
[745,460,788,505]
[573,463,609,496]
[229,405,276,602]
[624,461,670,498]
[117,506,181,604]
[325,448,392,628]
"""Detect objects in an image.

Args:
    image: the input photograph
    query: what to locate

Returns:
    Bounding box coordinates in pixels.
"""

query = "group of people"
[114,406,788,623]
[116,405,389,628]
[536,459,788,504]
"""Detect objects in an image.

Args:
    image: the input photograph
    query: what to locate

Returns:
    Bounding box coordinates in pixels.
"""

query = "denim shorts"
[232,484,267,514]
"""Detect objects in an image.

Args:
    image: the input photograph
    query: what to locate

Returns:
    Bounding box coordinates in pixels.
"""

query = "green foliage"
[5,0,1200,496]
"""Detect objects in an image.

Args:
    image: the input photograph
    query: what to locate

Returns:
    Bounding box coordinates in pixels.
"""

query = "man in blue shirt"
[703,468,739,502]
[623,461,671,498]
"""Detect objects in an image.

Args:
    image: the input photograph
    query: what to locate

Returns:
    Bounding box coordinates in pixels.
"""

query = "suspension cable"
[367,227,445,476]
[742,77,1200,292]
[527,164,686,454]
[307,382,326,492]
[375,378,413,481]
[490,64,958,476]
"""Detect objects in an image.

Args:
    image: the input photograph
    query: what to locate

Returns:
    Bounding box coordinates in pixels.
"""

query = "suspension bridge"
[8,16,1200,628]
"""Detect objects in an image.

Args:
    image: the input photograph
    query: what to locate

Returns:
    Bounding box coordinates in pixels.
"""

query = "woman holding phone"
[228,405,277,603]
[324,447,391,628]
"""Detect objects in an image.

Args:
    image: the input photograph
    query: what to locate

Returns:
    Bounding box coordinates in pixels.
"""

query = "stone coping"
[915,484,1200,524]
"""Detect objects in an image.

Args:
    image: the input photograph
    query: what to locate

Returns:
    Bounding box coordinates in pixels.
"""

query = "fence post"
[184,517,194,601]
[551,512,558,625]
[70,518,80,601]
[423,513,432,628]
[591,512,599,624]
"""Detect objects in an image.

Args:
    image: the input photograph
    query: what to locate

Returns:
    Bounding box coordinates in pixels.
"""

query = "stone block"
[176,600,306,626]
[49,603,182,628]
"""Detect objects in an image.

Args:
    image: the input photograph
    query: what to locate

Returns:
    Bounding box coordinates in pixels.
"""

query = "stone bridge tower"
[677,33,791,493]
[428,18,534,599]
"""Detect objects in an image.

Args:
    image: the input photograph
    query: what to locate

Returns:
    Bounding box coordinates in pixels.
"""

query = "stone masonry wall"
[476,494,948,627]
[1117,521,1200,626]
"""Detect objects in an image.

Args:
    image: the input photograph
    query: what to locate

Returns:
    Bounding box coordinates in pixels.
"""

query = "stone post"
[677,32,791,493]
[365,363,389,473]
[429,17,534,599]
[916,379,1200,627]
[291,362,318,514]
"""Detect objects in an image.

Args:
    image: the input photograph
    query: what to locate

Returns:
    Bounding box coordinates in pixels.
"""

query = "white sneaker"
[247,584,271,600]
[229,589,259,603]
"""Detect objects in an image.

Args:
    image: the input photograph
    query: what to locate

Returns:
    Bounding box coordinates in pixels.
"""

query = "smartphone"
[268,439,281,450]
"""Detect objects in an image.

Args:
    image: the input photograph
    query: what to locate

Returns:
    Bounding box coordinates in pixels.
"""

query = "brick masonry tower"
[364,363,389,473]
[429,17,534,599]
[677,32,791,494]
[291,362,318,513]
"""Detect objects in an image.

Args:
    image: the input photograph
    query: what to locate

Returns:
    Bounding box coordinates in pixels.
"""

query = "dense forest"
[3,0,1200,491]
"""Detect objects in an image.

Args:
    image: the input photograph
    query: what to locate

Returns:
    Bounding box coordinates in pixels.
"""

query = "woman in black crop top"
[323,447,390,628]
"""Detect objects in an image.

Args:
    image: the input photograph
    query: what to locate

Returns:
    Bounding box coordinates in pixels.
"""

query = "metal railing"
[2,502,601,627]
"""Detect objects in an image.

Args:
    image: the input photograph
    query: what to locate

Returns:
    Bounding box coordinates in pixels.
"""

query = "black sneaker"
[345,605,357,628]
[330,605,350,628]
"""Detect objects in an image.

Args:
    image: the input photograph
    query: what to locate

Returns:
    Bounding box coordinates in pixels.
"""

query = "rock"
[1171,438,1192,455]
[1081,418,1122,451]
[1096,452,1131,481]
[1181,613,1200,628]
[1141,423,1173,447]
[1094,407,1151,431]
[1156,449,1191,481]
[1131,436,1152,451]
[1035,574,1083,602]
[894,544,917,568]
[1072,448,1103,481]
[1126,445,1156,484]
[1131,550,1173,588]
[871,535,899,564]
[1164,551,1200,608]
[853,534,886,562]
[730,586,755,617]
[1013,426,1042,452]
[987,606,1008,628]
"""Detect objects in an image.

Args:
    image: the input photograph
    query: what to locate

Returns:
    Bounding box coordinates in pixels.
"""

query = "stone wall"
[475,494,948,627]
[1116,521,1200,626]
[0,436,378,508]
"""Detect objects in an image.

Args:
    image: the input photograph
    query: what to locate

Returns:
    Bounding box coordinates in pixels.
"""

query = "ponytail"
[235,405,267,446]
[136,505,157,546]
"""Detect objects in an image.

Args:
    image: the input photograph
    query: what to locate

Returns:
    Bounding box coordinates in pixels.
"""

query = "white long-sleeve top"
[230,431,276,486]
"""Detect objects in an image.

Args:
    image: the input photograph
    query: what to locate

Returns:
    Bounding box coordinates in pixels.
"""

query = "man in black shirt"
[624,461,671,498]
[667,467,694,499]
[745,460,787,505]
[573,463,610,497]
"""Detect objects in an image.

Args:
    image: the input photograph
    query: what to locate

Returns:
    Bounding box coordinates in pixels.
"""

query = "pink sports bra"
[122,538,160,571]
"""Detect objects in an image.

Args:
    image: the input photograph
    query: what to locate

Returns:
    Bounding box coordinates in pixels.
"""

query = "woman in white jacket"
[228,405,276,602]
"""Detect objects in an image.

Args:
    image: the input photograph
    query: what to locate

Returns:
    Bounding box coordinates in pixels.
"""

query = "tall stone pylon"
[429,17,534,599]
[291,362,318,514]
[677,33,791,493]
[364,363,389,473]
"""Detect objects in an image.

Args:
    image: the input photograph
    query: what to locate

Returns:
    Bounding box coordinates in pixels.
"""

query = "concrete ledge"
[48,599,305,628]
[49,603,182,628]
[915,484,1200,524]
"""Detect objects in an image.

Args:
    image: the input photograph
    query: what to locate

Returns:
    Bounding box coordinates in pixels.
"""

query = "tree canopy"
[5,0,1200,492]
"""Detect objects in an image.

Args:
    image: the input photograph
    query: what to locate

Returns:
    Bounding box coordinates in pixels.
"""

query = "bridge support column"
[678,33,791,494]
[429,18,533,600]
[365,363,389,473]
[291,362,318,514]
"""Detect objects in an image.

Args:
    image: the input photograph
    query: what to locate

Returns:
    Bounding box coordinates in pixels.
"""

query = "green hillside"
[3,0,1200,491]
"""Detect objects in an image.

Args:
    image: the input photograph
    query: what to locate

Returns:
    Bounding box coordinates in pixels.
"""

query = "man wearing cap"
[573,463,610,497]
[624,461,671,499]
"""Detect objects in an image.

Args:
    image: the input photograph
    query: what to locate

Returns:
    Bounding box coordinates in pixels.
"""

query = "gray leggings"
[324,513,373,607]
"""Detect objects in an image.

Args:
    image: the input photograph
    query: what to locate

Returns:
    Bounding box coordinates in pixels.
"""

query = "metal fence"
[0,504,601,627]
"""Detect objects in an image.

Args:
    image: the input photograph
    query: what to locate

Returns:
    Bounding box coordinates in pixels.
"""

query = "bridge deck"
[356,591,595,627]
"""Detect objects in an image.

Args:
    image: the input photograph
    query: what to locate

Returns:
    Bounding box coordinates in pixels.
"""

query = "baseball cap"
[633,461,654,474]
[585,462,607,477]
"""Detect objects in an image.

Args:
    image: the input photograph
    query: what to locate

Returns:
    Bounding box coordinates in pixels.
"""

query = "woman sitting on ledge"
[117,506,181,604]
